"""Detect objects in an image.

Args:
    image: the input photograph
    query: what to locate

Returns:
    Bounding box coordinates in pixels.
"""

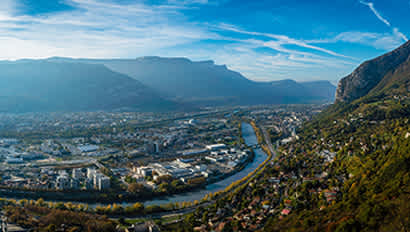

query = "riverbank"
[0,123,266,208]
[0,123,273,221]
[0,150,255,204]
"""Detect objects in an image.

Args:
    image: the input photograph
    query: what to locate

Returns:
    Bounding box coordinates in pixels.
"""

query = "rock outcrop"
[336,40,410,102]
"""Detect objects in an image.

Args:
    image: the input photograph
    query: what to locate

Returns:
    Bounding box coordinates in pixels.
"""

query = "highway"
[261,126,276,158]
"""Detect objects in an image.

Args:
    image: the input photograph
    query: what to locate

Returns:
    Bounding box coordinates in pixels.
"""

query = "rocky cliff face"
[336,40,410,102]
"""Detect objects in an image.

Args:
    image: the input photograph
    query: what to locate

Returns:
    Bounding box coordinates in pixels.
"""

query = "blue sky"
[0,0,408,83]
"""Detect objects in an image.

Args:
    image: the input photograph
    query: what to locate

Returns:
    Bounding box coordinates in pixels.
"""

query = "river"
[118,122,267,207]
[2,122,268,208]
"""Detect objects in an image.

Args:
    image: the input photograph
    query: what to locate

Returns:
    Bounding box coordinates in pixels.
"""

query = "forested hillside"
[264,77,409,231]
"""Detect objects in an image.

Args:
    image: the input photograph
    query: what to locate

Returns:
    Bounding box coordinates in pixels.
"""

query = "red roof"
[281,209,291,215]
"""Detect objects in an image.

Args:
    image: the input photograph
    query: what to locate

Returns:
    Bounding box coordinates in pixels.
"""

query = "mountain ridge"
[336,40,410,102]
[0,56,337,113]
[37,56,337,105]
[0,61,178,113]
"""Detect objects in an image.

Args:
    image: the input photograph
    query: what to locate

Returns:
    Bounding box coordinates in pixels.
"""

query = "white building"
[206,144,226,151]
[194,164,207,172]
[173,159,193,169]
[135,167,153,177]
[21,152,44,160]
[205,156,224,163]
[154,142,160,153]
[0,138,19,145]
[56,175,70,190]
[87,168,96,179]
[78,145,99,153]
[72,168,82,180]
[180,148,207,156]
[96,175,111,191]
[5,156,23,164]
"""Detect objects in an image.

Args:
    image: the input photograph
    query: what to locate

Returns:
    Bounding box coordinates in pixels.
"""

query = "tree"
[128,183,147,194]
[155,175,173,184]
[45,224,57,232]
[157,182,170,193]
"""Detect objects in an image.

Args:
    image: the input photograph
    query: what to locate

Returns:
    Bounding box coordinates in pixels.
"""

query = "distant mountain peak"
[136,56,219,67]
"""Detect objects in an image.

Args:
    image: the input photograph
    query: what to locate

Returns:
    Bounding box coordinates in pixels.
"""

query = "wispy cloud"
[164,32,355,82]
[0,0,216,59]
[170,44,353,82]
[359,1,408,41]
[359,1,390,26]
[0,0,355,82]
[167,0,209,5]
[216,23,353,59]
[393,27,408,41]
[0,0,405,83]
[307,31,406,50]
[167,0,229,6]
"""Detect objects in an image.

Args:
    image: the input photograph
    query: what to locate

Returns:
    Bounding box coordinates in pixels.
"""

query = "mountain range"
[46,57,336,105]
[0,61,176,112]
[0,57,336,113]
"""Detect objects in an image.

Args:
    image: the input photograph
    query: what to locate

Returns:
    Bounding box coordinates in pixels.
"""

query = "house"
[193,225,207,232]
[284,199,292,206]
[281,208,291,216]
[324,190,337,203]
[126,221,160,232]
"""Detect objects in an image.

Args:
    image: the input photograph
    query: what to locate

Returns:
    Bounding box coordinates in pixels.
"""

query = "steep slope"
[336,40,410,102]
[370,55,410,97]
[0,61,177,112]
[46,57,336,105]
[264,41,410,231]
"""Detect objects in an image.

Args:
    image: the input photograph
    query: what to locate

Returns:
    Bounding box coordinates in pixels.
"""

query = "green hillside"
[264,59,410,232]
